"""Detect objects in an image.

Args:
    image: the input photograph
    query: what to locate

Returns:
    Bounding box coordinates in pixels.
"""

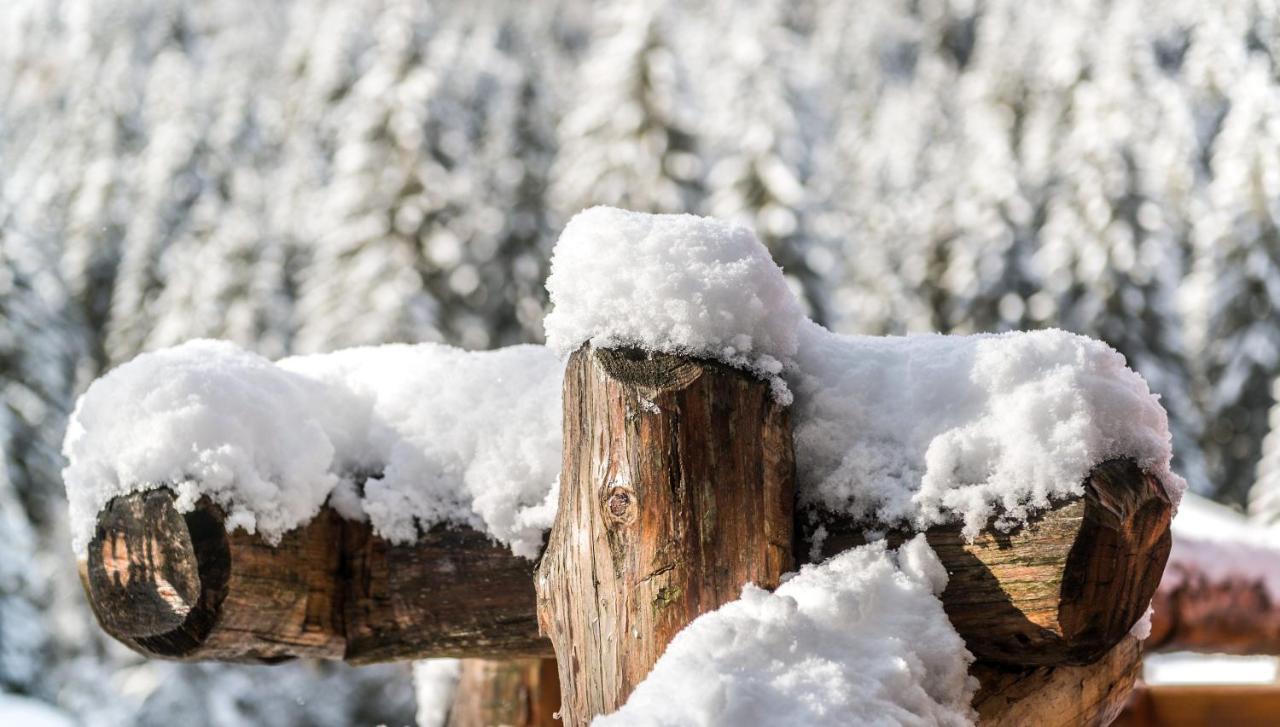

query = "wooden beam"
[534,347,795,725]
[82,457,1169,670]
[85,489,344,662]
[803,459,1173,667]
[83,489,550,662]
[448,659,562,727]
[1148,570,1280,655]
[972,635,1142,727]
[1113,684,1280,727]
[343,521,550,664]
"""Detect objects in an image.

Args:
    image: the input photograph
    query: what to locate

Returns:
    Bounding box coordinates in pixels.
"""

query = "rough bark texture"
[1114,684,1280,727]
[535,346,794,726]
[972,635,1142,727]
[344,520,550,664]
[1148,575,1280,655]
[448,659,562,727]
[82,488,550,662]
[804,459,1172,666]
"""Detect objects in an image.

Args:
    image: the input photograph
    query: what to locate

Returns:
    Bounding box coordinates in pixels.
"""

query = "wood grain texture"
[803,459,1172,666]
[86,489,343,662]
[448,659,562,727]
[972,635,1142,727]
[1148,574,1280,655]
[83,488,550,663]
[343,520,551,664]
[535,346,795,726]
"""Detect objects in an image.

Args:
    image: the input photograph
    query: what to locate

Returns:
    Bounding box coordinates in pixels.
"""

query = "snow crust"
[595,536,977,727]
[543,207,805,403]
[63,340,562,558]
[793,320,1186,538]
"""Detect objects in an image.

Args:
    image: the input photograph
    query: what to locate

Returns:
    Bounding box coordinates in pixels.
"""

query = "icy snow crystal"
[594,536,977,727]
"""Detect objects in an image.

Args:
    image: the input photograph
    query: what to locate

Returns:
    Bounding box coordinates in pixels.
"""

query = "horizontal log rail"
[972,635,1142,727]
[81,457,1170,669]
[1113,684,1280,727]
[802,458,1173,666]
[1148,563,1280,656]
[83,489,550,663]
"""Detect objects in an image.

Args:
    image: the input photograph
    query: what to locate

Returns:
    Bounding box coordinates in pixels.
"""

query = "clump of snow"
[543,207,805,403]
[791,320,1186,539]
[413,660,461,727]
[63,340,339,557]
[279,344,562,558]
[595,536,977,727]
[63,340,562,559]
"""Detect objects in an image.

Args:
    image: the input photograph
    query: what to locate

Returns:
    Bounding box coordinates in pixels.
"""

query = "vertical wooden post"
[535,346,794,725]
[447,659,562,727]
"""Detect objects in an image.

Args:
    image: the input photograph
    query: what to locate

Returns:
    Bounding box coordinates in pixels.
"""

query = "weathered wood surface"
[804,459,1172,666]
[535,346,795,726]
[344,522,550,664]
[83,488,550,662]
[86,489,344,662]
[1113,684,1280,727]
[972,635,1142,727]
[1148,571,1280,655]
[84,459,1169,670]
[448,658,562,727]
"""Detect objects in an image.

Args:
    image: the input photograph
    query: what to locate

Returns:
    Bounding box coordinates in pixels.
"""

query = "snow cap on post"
[543,206,805,403]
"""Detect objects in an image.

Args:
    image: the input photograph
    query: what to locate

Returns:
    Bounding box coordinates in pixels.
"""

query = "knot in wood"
[602,485,637,528]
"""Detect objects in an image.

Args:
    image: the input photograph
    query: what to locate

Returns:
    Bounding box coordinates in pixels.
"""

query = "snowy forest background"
[2,0,1280,723]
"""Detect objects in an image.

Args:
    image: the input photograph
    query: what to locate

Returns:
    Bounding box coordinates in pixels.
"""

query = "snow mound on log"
[63,340,562,558]
[793,320,1186,538]
[543,207,804,404]
[595,536,977,727]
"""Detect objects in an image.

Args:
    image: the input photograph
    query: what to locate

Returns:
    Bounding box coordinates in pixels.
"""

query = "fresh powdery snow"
[791,319,1185,539]
[544,207,1185,538]
[543,206,805,403]
[595,536,977,727]
[63,340,562,558]
[65,207,1183,568]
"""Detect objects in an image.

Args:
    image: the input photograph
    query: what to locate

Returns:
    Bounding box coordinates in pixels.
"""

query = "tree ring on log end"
[87,488,230,658]
[593,347,703,389]
[1057,458,1172,664]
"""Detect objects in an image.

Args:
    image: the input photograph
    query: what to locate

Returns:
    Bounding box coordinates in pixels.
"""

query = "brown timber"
[534,346,795,726]
[804,458,1172,666]
[973,635,1143,726]
[448,658,562,727]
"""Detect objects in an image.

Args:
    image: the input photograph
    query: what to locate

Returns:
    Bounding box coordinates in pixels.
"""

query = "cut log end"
[804,458,1172,667]
[86,489,229,658]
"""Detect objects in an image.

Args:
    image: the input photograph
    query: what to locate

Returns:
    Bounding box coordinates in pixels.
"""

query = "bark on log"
[343,522,550,664]
[972,635,1142,727]
[534,346,795,726]
[82,488,550,662]
[448,659,562,727]
[803,459,1172,666]
[1148,576,1280,655]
